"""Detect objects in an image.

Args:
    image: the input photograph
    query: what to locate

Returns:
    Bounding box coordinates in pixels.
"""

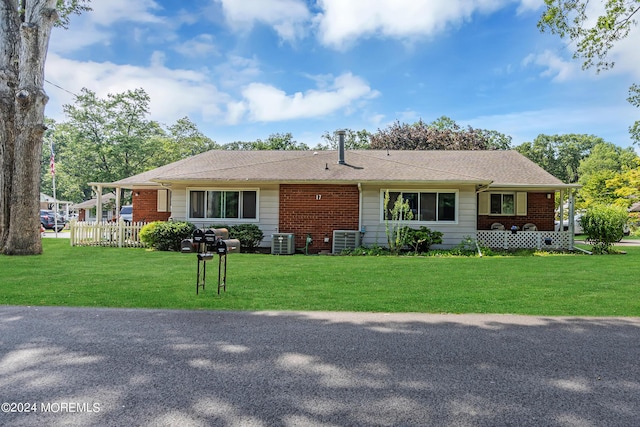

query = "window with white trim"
[189,190,257,220]
[382,191,457,222]
[490,193,514,215]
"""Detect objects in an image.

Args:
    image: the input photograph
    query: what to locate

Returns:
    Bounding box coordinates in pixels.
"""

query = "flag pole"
[50,141,58,238]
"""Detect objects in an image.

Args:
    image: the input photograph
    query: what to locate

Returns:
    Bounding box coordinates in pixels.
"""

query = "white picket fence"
[69,221,148,248]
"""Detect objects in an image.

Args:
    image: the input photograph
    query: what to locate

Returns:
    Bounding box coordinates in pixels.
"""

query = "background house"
[92,145,579,253]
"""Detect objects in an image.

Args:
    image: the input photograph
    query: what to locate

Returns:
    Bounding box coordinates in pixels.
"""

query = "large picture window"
[383,191,457,222]
[189,190,257,220]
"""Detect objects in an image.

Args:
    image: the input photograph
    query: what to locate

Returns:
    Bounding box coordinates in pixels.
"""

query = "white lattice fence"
[477,231,571,250]
[70,221,148,248]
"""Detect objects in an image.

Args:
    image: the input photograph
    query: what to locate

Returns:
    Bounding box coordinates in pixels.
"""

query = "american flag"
[49,143,55,177]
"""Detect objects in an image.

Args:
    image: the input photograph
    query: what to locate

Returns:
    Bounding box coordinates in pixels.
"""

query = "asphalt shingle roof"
[106,150,570,188]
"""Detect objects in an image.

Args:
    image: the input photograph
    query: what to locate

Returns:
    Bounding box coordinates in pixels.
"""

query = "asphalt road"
[1,306,639,427]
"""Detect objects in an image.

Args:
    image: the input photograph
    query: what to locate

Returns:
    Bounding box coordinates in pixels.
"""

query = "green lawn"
[1,239,639,316]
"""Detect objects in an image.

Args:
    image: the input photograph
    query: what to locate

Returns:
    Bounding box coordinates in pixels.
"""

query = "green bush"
[402,226,443,254]
[581,204,629,254]
[140,221,196,251]
[228,224,264,250]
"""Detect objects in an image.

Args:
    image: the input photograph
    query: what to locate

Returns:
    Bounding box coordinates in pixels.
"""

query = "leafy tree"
[581,204,629,253]
[628,84,640,145]
[55,88,165,201]
[369,118,511,150]
[577,142,638,207]
[514,134,602,183]
[538,0,640,145]
[223,132,309,150]
[150,117,218,167]
[1,0,91,255]
[538,0,640,72]
[316,129,372,150]
[605,155,640,207]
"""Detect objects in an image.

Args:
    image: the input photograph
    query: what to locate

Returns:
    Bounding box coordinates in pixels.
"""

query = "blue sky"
[45,0,639,150]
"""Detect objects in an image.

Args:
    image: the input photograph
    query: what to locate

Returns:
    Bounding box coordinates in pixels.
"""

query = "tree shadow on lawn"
[1,307,639,426]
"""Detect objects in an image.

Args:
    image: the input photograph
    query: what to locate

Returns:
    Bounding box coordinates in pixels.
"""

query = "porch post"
[568,189,575,250]
[95,185,103,223]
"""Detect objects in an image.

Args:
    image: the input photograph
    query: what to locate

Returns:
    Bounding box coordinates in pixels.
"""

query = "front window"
[383,190,457,222]
[490,193,514,215]
[189,190,257,220]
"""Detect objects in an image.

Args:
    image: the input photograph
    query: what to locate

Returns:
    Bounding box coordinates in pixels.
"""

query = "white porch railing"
[477,230,572,250]
[69,221,148,248]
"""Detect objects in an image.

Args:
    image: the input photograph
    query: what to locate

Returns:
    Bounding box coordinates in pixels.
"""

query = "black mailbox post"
[193,228,228,295]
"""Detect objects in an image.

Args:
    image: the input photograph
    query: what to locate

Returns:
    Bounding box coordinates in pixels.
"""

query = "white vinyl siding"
[361,185,476,249]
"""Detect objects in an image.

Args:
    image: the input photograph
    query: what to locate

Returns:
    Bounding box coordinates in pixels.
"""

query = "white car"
[555,214,630,237]
[555,214,583,234]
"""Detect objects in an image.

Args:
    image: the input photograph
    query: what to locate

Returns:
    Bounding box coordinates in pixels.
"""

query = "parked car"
[119,205,133,223]
[40,209,66,232]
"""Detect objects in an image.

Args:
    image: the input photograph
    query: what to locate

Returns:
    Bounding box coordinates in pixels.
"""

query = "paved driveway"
[1,306,639,426]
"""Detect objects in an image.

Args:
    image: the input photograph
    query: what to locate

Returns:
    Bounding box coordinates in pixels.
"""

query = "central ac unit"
[332,230,361,253]
[271,233,295,255]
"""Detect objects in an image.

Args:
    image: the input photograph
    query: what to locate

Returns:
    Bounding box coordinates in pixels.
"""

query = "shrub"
[140,221,196,251]
[402,226,443,254]
[229,224,264,250]
[580,204,628,254]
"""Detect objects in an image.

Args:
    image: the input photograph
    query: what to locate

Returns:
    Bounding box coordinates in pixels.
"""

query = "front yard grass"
[1,239,639,316]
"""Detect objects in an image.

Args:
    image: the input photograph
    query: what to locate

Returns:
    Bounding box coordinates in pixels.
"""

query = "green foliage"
[628,84,640,146]
[514,134,601,183]
[402,226,443,254]
[538,0,640,73]
[43,90,216,203]
[316,129,372,150]
[370,117,511,150]
[384,191,414,254]
[577,143,638,207]
[580,204,629,254]
[140,221,196,251]
[228,224,264,250]
[223,133,309,150]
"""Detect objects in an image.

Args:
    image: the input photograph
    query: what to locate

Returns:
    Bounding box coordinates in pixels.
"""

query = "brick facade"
[477,192,555,231]
[279,184,360,253]
[132,190,171,223]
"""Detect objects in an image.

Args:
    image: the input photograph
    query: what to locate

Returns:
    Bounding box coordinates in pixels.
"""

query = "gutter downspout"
[357,182,363,233]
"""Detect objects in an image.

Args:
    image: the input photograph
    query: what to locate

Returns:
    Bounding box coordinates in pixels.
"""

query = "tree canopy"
[369,117,512,150]
[538,0,640,145]
[514,134,603,183]
[42,88,217,202]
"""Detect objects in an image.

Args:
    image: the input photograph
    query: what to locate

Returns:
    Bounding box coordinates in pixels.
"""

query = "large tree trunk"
[0,0,57,255]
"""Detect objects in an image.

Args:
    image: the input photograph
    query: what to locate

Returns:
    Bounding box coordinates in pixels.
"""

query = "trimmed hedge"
[140,221,196,251]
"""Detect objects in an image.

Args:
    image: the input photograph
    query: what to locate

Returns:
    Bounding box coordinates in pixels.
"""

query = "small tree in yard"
[384,191,413,255]
[581,204,629,254]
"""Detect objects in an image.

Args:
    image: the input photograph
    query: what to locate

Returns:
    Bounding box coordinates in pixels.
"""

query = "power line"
[44,78,78,97]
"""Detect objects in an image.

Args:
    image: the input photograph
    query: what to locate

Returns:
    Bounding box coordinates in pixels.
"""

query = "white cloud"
[516,0,543,15]
[314,0,509,49]
[215,0,311,42]
[522,50,582,82]
[173,34,219,58]
[239,73,378,122]
[86,0,165,26]
[44,53,228,127]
